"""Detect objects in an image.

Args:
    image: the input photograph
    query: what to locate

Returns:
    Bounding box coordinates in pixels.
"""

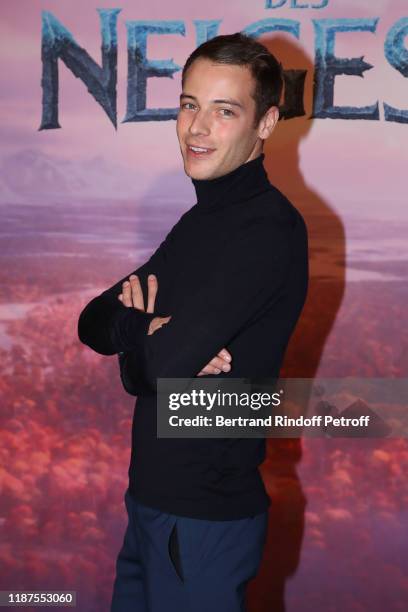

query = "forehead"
[182,58,254,106]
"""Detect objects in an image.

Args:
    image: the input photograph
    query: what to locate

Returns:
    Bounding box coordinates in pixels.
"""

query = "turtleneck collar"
[191,152,270,213]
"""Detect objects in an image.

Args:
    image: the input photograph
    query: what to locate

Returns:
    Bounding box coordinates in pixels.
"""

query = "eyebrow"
[179,93,244,109]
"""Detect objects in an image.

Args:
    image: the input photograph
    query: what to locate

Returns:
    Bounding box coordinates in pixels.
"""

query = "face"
[176,57,279,180]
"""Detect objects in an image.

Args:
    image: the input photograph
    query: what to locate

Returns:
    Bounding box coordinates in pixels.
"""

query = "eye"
[220,108,235,117]
[181,102,195,110]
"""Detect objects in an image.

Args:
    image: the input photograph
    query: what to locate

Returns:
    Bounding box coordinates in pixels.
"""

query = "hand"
[197,348,232,376]
[118,273,233,372]
[118,273,171,335]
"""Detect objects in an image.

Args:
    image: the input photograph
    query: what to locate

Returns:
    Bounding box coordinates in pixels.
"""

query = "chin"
[187,169,206,180]
[183,160,208,179]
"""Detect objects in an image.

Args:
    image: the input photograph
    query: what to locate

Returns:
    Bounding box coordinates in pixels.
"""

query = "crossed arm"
[78,221,292,393]
[118,272,232,376]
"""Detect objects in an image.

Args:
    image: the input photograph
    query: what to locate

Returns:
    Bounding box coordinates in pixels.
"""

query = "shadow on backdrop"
[245,34,346,612]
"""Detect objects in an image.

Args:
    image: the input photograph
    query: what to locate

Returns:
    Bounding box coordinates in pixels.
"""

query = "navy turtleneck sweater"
[77,152,309,520]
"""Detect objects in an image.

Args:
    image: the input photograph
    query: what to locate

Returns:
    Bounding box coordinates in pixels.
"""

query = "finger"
[122,281,133,307]
[147,318,160,336]
[118,293,123,302]
[129,274,145,311]
[151,317,169,330]
[151,316,171,330]
[217,349,232,363]
[200,364,222,375]
[146,274,158,313]
[209,356,231,372]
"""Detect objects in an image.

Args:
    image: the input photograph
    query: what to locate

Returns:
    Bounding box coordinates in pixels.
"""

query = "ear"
[258,106,279,141]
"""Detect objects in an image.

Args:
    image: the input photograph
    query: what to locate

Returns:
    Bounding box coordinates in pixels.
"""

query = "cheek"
[213,118,233,133]
[179,116,195,139]
[215,120,244,142]
[176,114,187,134]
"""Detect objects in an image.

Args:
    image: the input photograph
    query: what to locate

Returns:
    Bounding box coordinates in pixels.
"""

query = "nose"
[188,109,211,137]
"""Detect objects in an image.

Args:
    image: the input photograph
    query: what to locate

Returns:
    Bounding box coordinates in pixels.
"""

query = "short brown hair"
[181,32,283,128]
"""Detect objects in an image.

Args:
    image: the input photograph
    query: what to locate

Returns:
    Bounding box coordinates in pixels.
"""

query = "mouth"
[186,144,216,159]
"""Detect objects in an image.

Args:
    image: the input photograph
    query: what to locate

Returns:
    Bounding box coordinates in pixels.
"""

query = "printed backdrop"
[1,1,407,610]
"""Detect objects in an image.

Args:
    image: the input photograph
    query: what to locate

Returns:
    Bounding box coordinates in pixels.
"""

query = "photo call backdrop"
[1,1,407,610]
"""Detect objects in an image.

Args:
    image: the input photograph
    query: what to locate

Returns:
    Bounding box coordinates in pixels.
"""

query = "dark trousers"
[110,488,268,612]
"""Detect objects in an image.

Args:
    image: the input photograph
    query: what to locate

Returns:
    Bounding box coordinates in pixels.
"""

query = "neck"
[191,153,270,213]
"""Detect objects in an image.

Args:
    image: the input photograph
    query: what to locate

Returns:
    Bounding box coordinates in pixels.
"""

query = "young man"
[78,32,308,612]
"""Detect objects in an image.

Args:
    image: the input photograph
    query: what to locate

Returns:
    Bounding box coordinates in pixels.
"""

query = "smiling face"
[176,57,279,180]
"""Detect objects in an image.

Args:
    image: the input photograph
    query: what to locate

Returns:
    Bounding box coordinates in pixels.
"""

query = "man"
[78,32,308,612]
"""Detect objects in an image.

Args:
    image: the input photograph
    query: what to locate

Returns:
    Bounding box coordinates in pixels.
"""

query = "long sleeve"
[118,350,154,396]
[77,217,182,356]
[126,219,294,393]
